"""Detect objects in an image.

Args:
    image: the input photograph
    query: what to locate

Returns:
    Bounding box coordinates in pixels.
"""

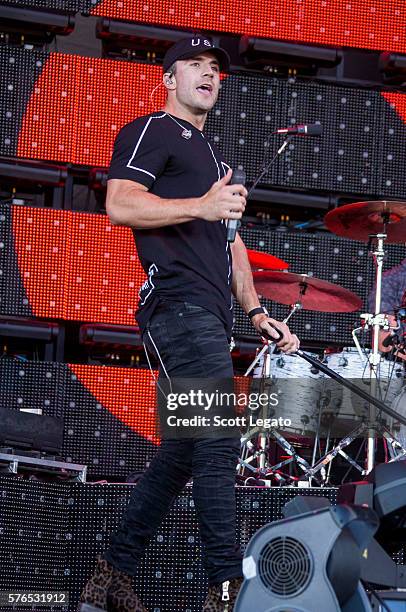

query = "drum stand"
[288,347,406,486]
[363,232,386,472]
[303,421,406,482]
[239,229,406,483]
[303,230,406,480]
[358,232,405,473]
[238,300,320,484]
[238,345,317,484]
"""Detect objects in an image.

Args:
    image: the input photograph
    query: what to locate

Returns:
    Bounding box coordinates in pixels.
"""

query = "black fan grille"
[258,536,313,597]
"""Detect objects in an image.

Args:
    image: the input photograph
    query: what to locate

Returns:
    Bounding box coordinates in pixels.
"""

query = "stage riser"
[0,477,339,612]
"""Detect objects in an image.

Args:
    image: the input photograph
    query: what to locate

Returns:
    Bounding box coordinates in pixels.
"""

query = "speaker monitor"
[235,504,378,612]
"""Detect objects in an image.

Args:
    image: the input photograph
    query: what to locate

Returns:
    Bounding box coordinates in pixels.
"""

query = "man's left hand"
[252,314,300,354]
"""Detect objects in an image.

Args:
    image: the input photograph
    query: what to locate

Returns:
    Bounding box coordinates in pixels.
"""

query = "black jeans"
[104,301,243,585]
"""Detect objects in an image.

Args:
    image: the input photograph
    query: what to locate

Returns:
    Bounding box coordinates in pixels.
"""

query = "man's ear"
[163,72,176,90]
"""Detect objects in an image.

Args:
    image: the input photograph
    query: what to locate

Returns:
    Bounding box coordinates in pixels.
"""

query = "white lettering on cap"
[191,38,213,47]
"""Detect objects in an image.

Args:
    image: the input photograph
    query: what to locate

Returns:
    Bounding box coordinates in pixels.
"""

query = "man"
[78,36,299,612]
[368,258,406,361]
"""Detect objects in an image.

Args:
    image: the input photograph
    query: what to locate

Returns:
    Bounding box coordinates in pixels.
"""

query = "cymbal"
[253,271,363,312]
[325,201,406,243]
[247,249,289,270]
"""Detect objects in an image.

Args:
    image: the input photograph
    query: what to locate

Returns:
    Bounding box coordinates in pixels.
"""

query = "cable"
[149,81,165,110]
[247,135,294,199]
[143,331,172,398]
[366,585,392,612]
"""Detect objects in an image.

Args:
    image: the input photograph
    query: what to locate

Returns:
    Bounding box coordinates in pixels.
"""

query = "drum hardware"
[246,269,361,376]
[239,300,318,483]
[238,344,322,485]
[239,273,363,484]
[359,312,391,331]
[239,201,405,484]
[239,133,316,480]
[325,200,406,473]
[252,270,363,312]
[353,312,392,353]
[324,200,406,244]
[296,350,406,479]
[366,233,387,471]
[322,345,405,480]
[244,301,301,377]
[326,346,403,406]
[240,341,405,484]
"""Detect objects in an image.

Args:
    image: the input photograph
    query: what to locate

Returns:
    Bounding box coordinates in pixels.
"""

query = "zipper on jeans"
[221,580,230,610]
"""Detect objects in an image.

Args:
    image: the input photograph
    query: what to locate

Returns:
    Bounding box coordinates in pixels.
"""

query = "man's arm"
[231,233,262,313]
[231,233,299,352]
[368,265,406,360]
[106,179,200,228]
[106,170,245,229]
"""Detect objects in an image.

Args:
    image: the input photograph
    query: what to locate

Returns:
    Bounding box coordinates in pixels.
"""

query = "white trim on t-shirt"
[126,112,167,175]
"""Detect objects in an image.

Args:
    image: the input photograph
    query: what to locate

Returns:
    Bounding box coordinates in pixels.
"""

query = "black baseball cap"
[163,35,230,73]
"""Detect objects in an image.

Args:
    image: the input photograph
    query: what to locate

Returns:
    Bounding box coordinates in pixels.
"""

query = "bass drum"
[326,348,405,429]
[252,352,342,436]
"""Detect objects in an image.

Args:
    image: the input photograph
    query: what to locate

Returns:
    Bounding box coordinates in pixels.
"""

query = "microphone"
[227,168,246,243]
[274,123,322,136]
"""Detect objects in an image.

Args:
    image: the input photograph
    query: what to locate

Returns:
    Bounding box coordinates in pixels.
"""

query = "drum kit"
[239,200,406,486]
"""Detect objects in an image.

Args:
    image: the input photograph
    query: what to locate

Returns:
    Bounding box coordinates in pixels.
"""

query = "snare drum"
[253,352,341,436]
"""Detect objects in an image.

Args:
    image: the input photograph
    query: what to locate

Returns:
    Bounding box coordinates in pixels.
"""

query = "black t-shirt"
[108,111,234,338]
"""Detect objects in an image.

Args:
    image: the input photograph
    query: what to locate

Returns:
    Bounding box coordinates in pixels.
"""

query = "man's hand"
[197,168,247,222]
[378,314,396,354]
[252,313,300,354]
[378,314,406,362]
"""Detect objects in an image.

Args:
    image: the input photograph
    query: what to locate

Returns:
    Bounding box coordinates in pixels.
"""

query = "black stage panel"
[206,76,381,195]
[2,45,406,199]
[0,204,33,317]
[0,0,81,11]
[61,363,157,478]
[0,359,157,480]
[0,478,71,611]
[0,477,338,612]
[0,358,64,417]
[2,202,405,345]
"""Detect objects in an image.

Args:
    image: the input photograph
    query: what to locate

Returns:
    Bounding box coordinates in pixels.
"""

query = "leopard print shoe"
[77,556,148,612]
[202,577,243,612]
[108,573,149,612]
